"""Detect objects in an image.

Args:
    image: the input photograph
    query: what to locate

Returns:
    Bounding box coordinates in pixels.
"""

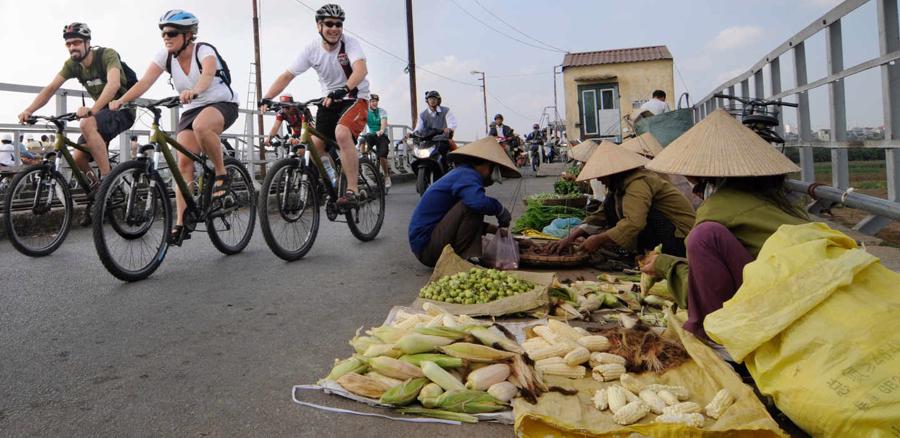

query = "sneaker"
[79,202,93,227]
[336,190,359,209]
[384,176,392,189]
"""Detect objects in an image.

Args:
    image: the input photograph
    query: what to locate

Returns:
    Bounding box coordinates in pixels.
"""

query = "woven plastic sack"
[705,222,900,437]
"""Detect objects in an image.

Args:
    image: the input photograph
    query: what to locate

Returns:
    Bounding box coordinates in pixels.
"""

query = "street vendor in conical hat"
[621,133,701,208]
[642,109,809,339]
[408,136,521,267]
[548,142,695,257]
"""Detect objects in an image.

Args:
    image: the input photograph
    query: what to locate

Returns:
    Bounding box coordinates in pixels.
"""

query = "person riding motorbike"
[525,123,544,170]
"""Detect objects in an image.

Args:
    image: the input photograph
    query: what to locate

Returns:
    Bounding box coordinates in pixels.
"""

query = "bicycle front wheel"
[3,165,73,257]
[206,157,257,255]
[343,157,385,242]
[258,158,320,261]
[92,161,171,282]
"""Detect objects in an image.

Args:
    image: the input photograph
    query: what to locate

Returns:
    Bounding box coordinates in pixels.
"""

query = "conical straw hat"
[620,132,663,158]
[576,142,649,181]
[646,109,800,177]
[449,136,521,178]
[569,139,599,162]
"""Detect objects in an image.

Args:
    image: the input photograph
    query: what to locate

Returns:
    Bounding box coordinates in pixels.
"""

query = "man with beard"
[18,22,135,225]
[408,136,520,267]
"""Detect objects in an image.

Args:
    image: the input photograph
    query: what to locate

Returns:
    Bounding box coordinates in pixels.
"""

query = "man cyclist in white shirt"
[259,3,369,208]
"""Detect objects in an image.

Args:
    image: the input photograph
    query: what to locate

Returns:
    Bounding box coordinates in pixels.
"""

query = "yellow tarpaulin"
[513,312,786,437]
[705,222,900,438]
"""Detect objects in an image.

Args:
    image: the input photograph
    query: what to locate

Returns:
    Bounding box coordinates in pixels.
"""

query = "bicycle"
[3,113,112,256]
[256,97,385,261]
[713,94,798,144]
[91,96,257,281]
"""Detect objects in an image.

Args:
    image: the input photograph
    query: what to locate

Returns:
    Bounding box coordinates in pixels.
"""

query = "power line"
[487,92,534,123]
[449,0,567,54]
[292,0,480,88]
[473,0,569,53]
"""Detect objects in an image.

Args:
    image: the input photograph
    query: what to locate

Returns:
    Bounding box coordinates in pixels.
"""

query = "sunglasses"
[321,20,343,28]
[161,30,183,38]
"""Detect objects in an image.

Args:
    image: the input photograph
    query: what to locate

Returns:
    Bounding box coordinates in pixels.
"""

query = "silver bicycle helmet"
[315,4,345,22]
[63,22,91,40]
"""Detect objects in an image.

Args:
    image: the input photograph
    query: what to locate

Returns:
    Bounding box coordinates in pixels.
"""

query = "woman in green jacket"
[641,109,808,339]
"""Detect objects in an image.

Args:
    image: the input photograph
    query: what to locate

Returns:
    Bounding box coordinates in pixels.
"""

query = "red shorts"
[315,98,368,141]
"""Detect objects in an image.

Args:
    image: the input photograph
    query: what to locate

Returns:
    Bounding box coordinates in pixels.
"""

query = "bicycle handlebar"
[258,97,325,113]
[713,94,799,108]
[25,113,78,125]
[121,96,185,110]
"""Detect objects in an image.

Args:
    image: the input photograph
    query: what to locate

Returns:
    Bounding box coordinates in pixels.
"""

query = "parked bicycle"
[91,96,257,281]
[257,97,385,262]
[713,94,798,144]
[3,113,108,256]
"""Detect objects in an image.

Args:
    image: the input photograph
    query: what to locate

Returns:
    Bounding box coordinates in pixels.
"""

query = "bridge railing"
[693,0,900,234]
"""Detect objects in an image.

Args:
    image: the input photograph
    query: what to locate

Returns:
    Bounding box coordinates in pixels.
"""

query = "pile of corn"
[323,303,545,423]
[524,320,626,379]
[551,275,672,326]
[591,374,736,427]
[419,267,535,305]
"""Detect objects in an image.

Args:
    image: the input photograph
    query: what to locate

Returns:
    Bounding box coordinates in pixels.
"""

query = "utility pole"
[252,0,266,177]
[552,64,562,137]
[471,70,488,134]
[405,0,418,127]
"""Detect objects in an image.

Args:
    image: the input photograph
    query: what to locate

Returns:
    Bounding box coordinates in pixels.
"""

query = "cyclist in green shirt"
[363,94,391,189]
[18,22,136,226]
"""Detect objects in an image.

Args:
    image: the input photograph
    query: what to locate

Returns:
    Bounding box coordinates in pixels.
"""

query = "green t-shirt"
[59,47,128,101]
[366,107,388,133]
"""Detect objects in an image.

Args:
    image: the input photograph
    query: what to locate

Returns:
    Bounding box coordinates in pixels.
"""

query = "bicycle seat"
[742,114,779,127]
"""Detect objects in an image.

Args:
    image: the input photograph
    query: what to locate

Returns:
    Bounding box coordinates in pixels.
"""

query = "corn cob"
[380,377,429,406]
[421,301,446,316]
[467,326,525,354]
[619,373,645,394]
[365,371,404,388]
[465,364,511,391]
[704,388,735,419]
[397,407,478,424]
[425,314,444,327]
[487,381,519,402]
[417,383,444,408]
[613,400,650,425]
[576,335,611,352]
[574,327,590,337]
[439,343,516,362]
[592,363,626,382]
[534,356,566,368]
[414,326,470,340]
[564,346,591,366]
[396,333,454,354]
[662,401,702,415]
[336,372,391,399]
[592,388,608,410]
[398,353,464,369]
[548,319,583,342]
[420,361,466,392]
[393,313,422,331]
[369,356,424,380]
[533,325,566,345]
[536,363,586,379]
[363,343,403,358]
[367,326,409,344]
[623,387,641,403]
[442,314,461,328]
[349,335,382,355]
[578,294,604,313]
[434,389,507,413]
[606,385,629,414]
[324,356,368,381]
[525,343,570,361]
[457,314,490,327]
[655,412,706,428]
[658,390,680,406]
[645,384,689,400]
[639,389,667,414]
[589,352,627,368]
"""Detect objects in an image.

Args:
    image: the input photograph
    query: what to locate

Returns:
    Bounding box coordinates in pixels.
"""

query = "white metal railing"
[693,0,900,235]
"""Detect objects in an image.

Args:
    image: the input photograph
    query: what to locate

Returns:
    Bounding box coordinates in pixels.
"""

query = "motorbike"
[408,128,453,196]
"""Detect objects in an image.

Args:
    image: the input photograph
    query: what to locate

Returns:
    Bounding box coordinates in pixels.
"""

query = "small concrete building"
[562,46,675,142]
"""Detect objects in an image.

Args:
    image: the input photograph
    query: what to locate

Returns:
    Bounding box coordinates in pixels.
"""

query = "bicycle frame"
[298,117,343,202]
[46,122,94,192]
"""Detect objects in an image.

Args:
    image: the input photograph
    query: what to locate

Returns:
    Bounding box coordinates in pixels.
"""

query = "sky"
[1,0,888,141]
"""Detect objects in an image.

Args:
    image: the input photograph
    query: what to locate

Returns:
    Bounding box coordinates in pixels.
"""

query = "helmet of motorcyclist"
[533,123,540,129]
[494,114,504,122]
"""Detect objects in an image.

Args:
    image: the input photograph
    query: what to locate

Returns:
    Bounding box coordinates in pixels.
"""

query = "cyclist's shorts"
[177,102,239,133]
[365,133,390,158]
[316,98,368,142]
[77,107,135,146]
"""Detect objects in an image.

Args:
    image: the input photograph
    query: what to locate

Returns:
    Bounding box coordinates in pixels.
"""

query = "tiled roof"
[562,46,672,68]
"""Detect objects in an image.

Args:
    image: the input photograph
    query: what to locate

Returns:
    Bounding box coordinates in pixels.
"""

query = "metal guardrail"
[693,0,900,235]
[0,81,447,180]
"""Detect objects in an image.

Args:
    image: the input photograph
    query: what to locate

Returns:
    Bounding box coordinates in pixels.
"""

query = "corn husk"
[417,382,445,408]
[433,389,507,413]
[487,381,519,402]
[439,342,516,362]
[466,326,524,354]
[368,356,424,380]
[421,360,466,392]
[380,377,429,406]
[398,353,464,369]
[367,326,408,344]
[363,343,403,358]
[465,363,511,391]
[396,333,454,354]
[349,335,382,355]
[366,371,404,388]
[336,372,391,399]
[396,407,478,423]
[324,356,368,381]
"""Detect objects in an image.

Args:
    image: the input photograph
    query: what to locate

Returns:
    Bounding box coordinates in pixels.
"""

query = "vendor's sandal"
[169,225,192,246]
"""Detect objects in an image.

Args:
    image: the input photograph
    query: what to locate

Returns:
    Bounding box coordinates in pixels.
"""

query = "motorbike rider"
[525,123,545,169]
[488,114,516,157]
[410,90,456,160]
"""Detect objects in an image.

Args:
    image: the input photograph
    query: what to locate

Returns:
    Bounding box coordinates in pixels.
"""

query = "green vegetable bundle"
[419,267,535,305]
[526,192,581,202]
[554,179,580,195]
[511,200,585,234]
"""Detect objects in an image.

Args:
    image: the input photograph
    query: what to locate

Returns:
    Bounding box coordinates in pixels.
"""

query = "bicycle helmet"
[315,4,345,22]
[370,94,379,101]
[279,94,294,102]
[62,22,91,40]
[159,10,199,32]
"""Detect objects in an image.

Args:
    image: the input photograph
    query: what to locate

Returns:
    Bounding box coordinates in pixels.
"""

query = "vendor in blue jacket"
[409,136,521,267]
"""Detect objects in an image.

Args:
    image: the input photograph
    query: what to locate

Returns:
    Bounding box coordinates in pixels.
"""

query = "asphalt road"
[0,174,554,438]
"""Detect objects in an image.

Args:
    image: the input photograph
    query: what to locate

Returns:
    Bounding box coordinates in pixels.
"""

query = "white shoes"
[385,176,392,189]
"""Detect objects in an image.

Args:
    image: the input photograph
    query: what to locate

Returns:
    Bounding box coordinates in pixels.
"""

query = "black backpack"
[75,46,139,91]
[165,42,234,99]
